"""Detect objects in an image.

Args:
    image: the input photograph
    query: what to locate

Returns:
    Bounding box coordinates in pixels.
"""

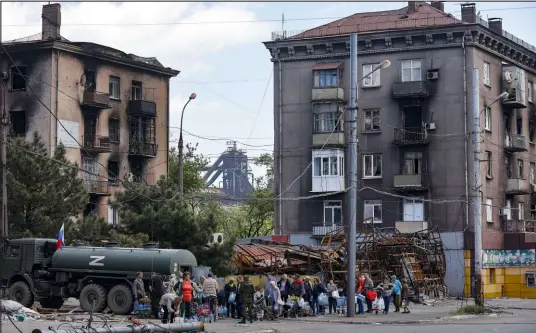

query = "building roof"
[284,2,462,40]
[4,34,179,77]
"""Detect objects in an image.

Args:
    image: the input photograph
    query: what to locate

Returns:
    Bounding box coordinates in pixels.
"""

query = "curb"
[295,314,493,325]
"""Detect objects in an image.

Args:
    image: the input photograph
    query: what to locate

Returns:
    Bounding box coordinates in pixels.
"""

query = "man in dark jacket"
[224,278,237,318]
[290,274,305,298]
[303,277,313,304]
[238,276,255,324]
[150,273,165,319]
[312,277,327,316]
[235,276,243,319]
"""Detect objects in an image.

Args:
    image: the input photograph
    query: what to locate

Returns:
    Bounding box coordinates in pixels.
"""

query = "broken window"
[84,69,96,92]
[109,118,120,142]
[108,160,119,187]
[364,200,382,223]
[363,154,382,178]
[403,152,423,175]
[363,109,380,131]
[10,66,27,90]
[9,111,26,136]
[132,81,142,100]
[518,159,524,178]
[313,103,342,132]
[324,200,342,226]
[530,121,535,143]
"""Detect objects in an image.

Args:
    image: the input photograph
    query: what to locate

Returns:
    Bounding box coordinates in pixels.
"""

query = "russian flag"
[56,223,65,250]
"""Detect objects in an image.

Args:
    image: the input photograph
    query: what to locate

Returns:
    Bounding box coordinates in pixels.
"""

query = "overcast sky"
[2,1,535,180]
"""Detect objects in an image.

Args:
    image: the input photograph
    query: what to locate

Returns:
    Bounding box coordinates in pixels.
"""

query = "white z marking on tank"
[89,256,105,267]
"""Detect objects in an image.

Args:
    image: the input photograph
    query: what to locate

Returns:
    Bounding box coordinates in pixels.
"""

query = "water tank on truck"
[49,245,197,315]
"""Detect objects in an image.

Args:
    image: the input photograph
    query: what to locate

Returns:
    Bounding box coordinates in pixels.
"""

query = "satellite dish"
[79,74,86,87]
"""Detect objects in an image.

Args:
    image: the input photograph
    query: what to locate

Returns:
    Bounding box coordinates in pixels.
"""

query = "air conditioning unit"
[427,69,439,80]
[208,233,224,246]
[499,207,508,217]
[425,122,436,130]
[0,72,9,81]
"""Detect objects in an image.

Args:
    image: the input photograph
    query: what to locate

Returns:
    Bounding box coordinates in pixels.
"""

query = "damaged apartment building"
[1,3,179,223]
[264,2,536,297]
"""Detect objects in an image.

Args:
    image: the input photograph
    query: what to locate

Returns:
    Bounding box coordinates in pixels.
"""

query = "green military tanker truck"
[0,238,197,315]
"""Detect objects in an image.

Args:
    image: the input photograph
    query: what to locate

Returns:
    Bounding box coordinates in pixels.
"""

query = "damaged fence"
[232,227,447,299]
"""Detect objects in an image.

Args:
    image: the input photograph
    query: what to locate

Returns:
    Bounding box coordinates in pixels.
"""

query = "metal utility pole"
[471,68,483,307]
[178,93,196,196]
[346,33,358,317]
[1,84,7,241]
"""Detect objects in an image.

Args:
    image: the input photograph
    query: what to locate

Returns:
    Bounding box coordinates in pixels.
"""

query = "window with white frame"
[82,156,98,183]
[313,153,344,177]
[108,204,118,226]
[313,69,339,88]
[401,59,422,82]
[362,64,381,87]
[403,152,423,175]
[403,198,424,221]
[483,62,490,86]
[109,76,120,100]
[486,151,492,178]
[364,200,382,223]
[313,103,342,132]
[519,202,525,220]
[324,200,342,226]
[363,109,380,131]
[519,69,527,105]
[363,154,382,178]
[485,198,493,222]
[529,81,534,103]
[484,107,491,131]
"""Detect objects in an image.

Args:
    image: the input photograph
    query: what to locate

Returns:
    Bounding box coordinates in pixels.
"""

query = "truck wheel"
[80,284,107,313]
[9,281,34,308]
[39,297,64,309]
[107,284,134,315]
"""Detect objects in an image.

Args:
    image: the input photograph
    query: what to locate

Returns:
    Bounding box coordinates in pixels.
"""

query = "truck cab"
[1,238,58,307]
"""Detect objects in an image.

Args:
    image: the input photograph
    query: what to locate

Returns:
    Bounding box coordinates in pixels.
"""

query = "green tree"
[167,143,209,193]
[7,133,88,237]
[253,153,274,189]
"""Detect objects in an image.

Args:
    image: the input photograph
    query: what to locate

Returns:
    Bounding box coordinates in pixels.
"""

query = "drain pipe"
[277,50,283,235]
[462,35,470,229]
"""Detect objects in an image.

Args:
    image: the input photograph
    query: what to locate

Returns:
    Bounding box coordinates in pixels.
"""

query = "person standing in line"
[277,274,290,303]
[235,276,243,319]
[326,279,338,315]
[159,292,181,324]
[150,273,165,319]
[264,274,274,308]
[238,275,255,324]
[166,273,178,294]
[364,273,374,313]
[391,275,402,313]
[303,277,313,309]
[269,280,282,318]
[202,272,219,321]
[401,278,411,314]
[133,271,145,301]
[311,277,327,316]
[377,278,394,314]
[178,272,194,319]
[224,278,237,318]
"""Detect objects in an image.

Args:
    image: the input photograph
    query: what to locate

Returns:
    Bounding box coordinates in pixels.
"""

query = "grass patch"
[455,305,492,315]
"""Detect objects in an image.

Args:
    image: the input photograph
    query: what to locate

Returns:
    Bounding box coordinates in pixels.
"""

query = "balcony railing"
[395,221,429,234]
[129,141,158,157]
[504,134,527,152]
[393,127,429,145]
[82,135,111,153]
[81,91,111,109]
[503,220,536,233]
[84,180,110,195]
[505,177,531,195]
[392,80,429,99]
[312,225,343,236]
[128,100,156,117]
[131,173,156,185]
[312,87,344,101]
[393,173,428,190]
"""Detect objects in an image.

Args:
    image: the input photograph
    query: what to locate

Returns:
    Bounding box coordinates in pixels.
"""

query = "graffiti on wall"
[482,249,536,267]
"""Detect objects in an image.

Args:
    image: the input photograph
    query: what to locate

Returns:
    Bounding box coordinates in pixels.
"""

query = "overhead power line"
[3,6,535,27]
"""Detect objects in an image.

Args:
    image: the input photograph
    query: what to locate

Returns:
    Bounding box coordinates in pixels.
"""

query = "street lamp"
[178,93,197,196]
[346,34,390,318]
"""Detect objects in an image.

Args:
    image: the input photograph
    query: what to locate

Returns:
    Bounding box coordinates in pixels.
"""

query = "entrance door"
[403,198,424,221]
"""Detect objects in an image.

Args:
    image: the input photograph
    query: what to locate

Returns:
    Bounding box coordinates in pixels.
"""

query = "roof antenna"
[282,12,285,32]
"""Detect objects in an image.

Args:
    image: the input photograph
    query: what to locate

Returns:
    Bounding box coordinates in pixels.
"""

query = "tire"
[9,281,34,308]
[107,284,134,315]
[80,284,107,313]
[39,297,64,309]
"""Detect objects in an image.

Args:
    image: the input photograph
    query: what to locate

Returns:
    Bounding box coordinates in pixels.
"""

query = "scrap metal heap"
[232,227,446,299]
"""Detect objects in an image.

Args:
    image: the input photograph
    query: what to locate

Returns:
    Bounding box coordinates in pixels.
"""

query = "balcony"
[505,177,531,195]
[84,180,110,196]
[312,132,345,146]
[504,134,527,152]
[312,225,343,237]
[82,135,111,153]
[129,141,158,158]
[312,87,344,101]
[393,127,429,146]
[128,100,156,118]
[393,173,428,191]
[395,221,429,234]
[392,80,429,99]
[81,91,111,109]
[503,220,536,249]
[503,220,536,233]
[131,173,156,185]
